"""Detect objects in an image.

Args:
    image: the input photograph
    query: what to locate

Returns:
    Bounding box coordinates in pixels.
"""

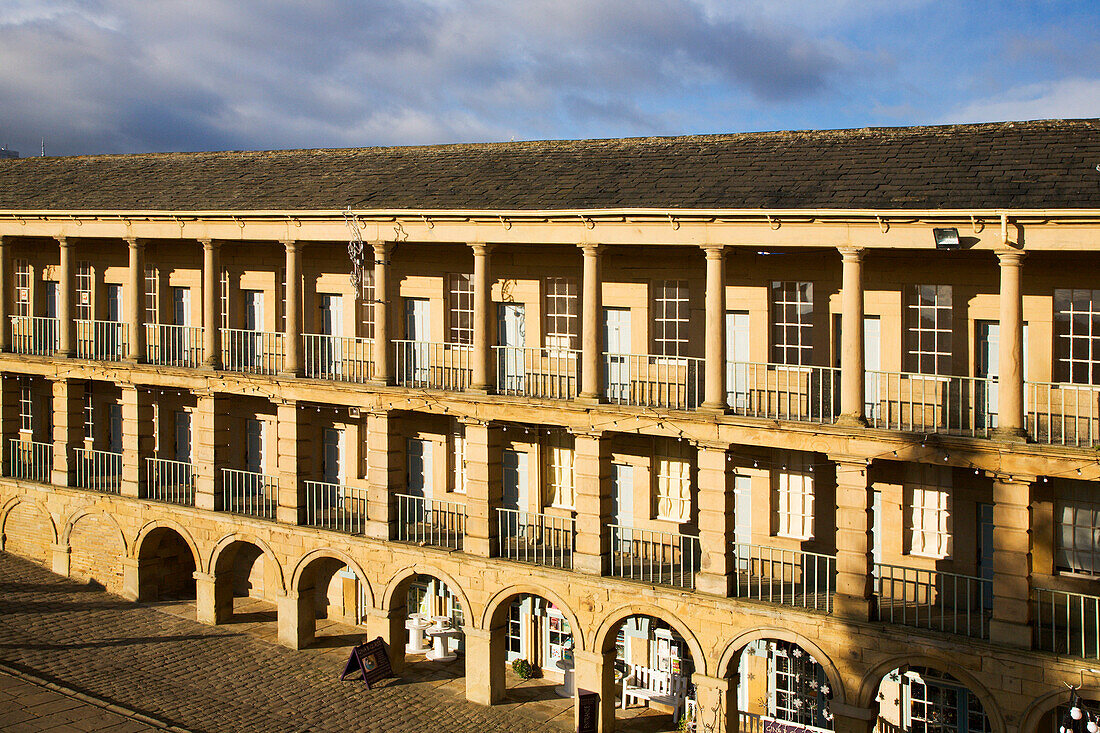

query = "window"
[904,668,990,733]
[144,265,158,324]
[84,386,93,441]
[447,273,474,345]
[654,442,692,522]
[906,285,953,375]
[450,420,466,494]
[771,643,832,729]
[506,599,522,657]
[908,465,952,558]
[544,277,578,351]
[19,380,32,433]
[76,261,92,321]
[775,458,814,540]
[653,280,689,357]
[278,268,286,332]
[1056,480,1100,575]
[1054,289,1100,384]
[544,430,574,509]
[14,259,30,317]
[359,268,376,340]
[771,281,813,366]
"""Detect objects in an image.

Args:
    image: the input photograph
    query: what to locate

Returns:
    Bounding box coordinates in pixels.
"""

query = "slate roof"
[0,119,1098,212]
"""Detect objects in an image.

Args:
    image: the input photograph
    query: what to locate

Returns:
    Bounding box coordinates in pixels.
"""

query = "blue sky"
[1,0,1098,156]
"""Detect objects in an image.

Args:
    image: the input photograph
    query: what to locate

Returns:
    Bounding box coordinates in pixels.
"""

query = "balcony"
[394,493,465,550]
[146,324,203,367]
[303,480,365,534]
[72,447,122,494]
[145,457,195,506]
[5,439,52,482]
[603,353,703,410]
[221,468,279,521]
[730,543,836,613]
[75,320,128,362]
[873,562,991,639]
[726,362,839,424]
[494,347,579,400]
[866,371,996,438]
[10,316,58,356]
[1034,587,1100,659]
[496,508,574,569]
[303,334,374,383]
[608,523,700,590]
[393,341,472,390]
[221,329,284,375]
[1027,381,1100,447]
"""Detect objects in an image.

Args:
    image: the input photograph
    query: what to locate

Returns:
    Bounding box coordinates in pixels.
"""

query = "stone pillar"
[692,673,734,733]
[121,557,140,601]
[371,241,392,385]
[57,236,75,357]
[51,542,71,577]
[837,247,866,426]
[470,243,494,393]
[282,240,304,376]
[994,250,1026,440]
[277,590,314,650]
[194,392,230,511]
[194,571,233,625]
[464,420,502,557]
[364,606,407,674]
[276,400,310,525]
[50,378,84,487]
[572,648,617,732]
[990,473,1034,647]
[201,239,221,369]
[0,235,10,353]
[696,443,733,596]
[464,626,506,706]
[702,245,728,411]
[578,243,603,403]
[366,410,401,540]
[572,430,610,575]
[120,386,153,498]
[831,704,877,733]
[832,457,874,620]
[126,237,146,363]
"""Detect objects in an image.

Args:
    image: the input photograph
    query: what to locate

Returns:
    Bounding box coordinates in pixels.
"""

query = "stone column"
[994,250,1026,440]
[365,410,401,540]
[282,239,304,376]
[831,704,878,733]
[464,626,506,705]
[471,243,494,393]
[702,245,728,411]
[832,457,874,620]
[120,558,140,601]
[572,430,610,575]
[277,590,314,650]
[364,606,407,674]
[464,419,502,557]
[276,400,310,525]
[194,571,233,625]
[126,237,146,362]
[990,473,1034,647]
[57,236,75,357]
[572,648,617,732]
[372,241,392,385]
[194,391,230,511]
[120,386,153,498]
[201,239,221,369]
[837,247,866,426]
[0,235,10,353]
[696,442,734,596]
[50,378,84,487]
[51,542,71,577]
[578,243,603,403]
[692,673,734,733]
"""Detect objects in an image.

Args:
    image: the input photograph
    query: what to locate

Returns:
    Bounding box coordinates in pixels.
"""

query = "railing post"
[695,442,733,596]
[371,241,393,386]
[994,249,1026,440]
[470,243,495,393]
[194,391,229,511]
[126,237,146,363]
[577,243,603,403]
[0,235,10,353]
[201,238,221,369]
[463,419,502,557]
[281,239,304,377]
[120,385,153,498]
[572,429,610,575]
[990,472,1035,648]
[837,246,866,426]
[57,236,75,357]
[702,245,728,411]
[366,409,401,540]
[831,456,875,620]
[49,377,83,487]
[276,399,310,525]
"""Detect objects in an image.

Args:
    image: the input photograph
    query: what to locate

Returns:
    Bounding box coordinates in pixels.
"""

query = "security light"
[933,227,961,249]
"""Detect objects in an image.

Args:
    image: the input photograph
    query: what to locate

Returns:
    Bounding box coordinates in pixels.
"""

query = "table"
[425,625,463,662]
[405,614,432,655]
[555,657,575,698]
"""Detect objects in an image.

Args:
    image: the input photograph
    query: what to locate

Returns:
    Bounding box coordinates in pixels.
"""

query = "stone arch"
[717,626,846,704]
[133,519,202,572]
[480,583,586,652]
[63,509,127,593]
[591,603,708,677]
[134,522,202,603]
[1020,687,1100,733]
[0,495,58,564]
[382,564,472,624]
[61,508,128,553]
[856,654,1004,733]
[208,533,286,596]
[289,548,373,608]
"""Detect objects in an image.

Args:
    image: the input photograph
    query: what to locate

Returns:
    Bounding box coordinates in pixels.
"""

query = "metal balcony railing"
[394,493,466,550]
[75,320,128,361]
[145,324,204,367]
[726,362,839,424]
[496,508,575,569]
[6,439,53,482]
[145,457,195,506]
[731,543,836,613]
[9,316,59,355]
[303,334,374,383]
[493,346,580,399]
[221,329,284,375]
[72,447,122,493]
[608,523,700,589]
[866,371,997,437]
[1034,587,1100,659]
[874,562,991,638]
[303,480,366,534]
[221,468,279,521]
[1027,381,1100,447]
[393,340,472,390]
[603,353,704,410]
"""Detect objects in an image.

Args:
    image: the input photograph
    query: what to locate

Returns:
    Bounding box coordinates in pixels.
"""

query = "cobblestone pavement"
[0,670,158,732]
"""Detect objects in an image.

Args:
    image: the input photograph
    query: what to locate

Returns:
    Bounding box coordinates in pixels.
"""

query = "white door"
[170,287,192,363]
[244,290,264,366]
[404,298,431,384]
[322,428,344,485]
[501,449,529,511]
[106,284,124,356]
[173,288,191,326]
[174,410,191,463]
[498,303,526,392]
[733,474,752,570]
[726,311,750,409]
[44,281,59,319]
[611,463,633,525]
[976,321,999,429]
[603,308,631,401]
[107,284,122,322]
[245,419,264,474]
[406,438,432,499]
[43,281,59,352]
[319,294,343,375]
[108,404,123,454]
[864,316,881,422]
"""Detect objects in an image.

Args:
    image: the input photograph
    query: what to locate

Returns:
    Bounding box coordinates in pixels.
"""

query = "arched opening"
[873,666,991,733]
[136,527,197,604]
[2,500,54,565]
[293,555,370,650]
[490,593,578,708]
[606,614,697,731]
[389,573,467,684]
[732,639,835,733]
[68,513,125,593]
[212,540,281,636]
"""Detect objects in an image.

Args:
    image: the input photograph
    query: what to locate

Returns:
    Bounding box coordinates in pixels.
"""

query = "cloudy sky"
[1,0,1098,156]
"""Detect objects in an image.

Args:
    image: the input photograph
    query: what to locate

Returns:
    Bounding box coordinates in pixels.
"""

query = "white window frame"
[1054,288,1100,385]
[359,268,376,340]
[19,381,32,433]
[14,259,30,317]
[447,273,474,346]
[450,420,467,494]
[907,465,952,559]
[652,279,689,358]
[653,443,692,522]
[84,385,94,441]
[75,261,92,321]
[220,270,230,331]
[906,284,953,377]
[775,460,814,540]
[544,277,578,352]
[771,281,813,367]
[1056,480,1100,576]
[144,265,159,324]
[543,430,575,510]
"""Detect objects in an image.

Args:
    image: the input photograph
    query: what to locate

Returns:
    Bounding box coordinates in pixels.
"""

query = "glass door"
[603,308,631,401]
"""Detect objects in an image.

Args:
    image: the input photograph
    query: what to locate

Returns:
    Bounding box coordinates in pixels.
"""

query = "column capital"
[996,248,1026,266]
[838,245,864,260]
[200,237,219,252]
[470,242,495,256]
[370,240,393,257]
[700,243,726,259]
[125,236,145,250]
[577,242,603,256]
[56,235,72,249]
[282,239,303,253]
